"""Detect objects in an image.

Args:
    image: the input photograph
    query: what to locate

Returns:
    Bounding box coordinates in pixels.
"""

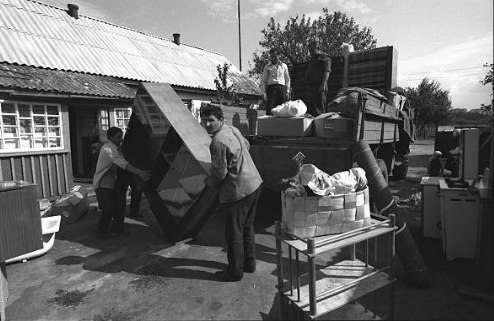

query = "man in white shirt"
[93,127,150,239]
[260,48,291,115]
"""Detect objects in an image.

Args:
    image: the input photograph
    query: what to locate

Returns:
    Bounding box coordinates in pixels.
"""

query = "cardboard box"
[314,112,354,139]
[50,185,90,224]
[257,116,313,137]
[281,187,370,239]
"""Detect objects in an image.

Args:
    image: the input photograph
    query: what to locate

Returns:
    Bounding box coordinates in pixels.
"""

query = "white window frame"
[114,107,132,133]
[0,100,64,152]
[99,109,110,132]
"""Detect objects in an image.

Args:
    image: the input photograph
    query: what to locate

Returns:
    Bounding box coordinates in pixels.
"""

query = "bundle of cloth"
[272,99,308,117]
[281,164,368,198]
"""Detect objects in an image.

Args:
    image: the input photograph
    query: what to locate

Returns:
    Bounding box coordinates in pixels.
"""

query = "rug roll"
[350,140,430,287]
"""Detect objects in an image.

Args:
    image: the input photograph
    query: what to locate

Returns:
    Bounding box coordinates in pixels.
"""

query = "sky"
[40,0,493,110]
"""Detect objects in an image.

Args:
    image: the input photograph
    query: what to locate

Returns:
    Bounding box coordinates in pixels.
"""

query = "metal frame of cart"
[274,213,397,320]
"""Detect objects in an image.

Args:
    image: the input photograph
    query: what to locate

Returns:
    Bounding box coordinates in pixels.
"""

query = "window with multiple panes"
[99,109,110,131]
[114,108,131,132]
[0,101,63,151]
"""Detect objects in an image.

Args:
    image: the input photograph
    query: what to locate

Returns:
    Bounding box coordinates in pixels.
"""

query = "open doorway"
[69,105,132,181]
[69,106,108,181]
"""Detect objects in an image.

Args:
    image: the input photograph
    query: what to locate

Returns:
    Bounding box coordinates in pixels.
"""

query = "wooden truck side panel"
[249,141,351,191]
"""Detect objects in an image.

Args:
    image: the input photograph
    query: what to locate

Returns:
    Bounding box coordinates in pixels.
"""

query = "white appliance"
[420,177,443,239]
[439,179,481,261]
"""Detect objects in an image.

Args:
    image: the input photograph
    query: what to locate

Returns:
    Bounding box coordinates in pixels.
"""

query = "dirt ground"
[4,139,494,320]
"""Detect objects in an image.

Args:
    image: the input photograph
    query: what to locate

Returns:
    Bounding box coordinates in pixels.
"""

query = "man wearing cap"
[305,41,331,116]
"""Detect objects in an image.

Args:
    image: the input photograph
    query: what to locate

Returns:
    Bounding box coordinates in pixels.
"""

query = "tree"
[405,78,452,133]
[481,62,493,86]
[480,63,493,112]
[249,9,377,76]
[449,108,492,126]
[214,63,242,105]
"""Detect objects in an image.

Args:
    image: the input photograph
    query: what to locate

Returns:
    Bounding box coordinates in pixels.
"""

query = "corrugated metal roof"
[0,0,261,95]
[0,62,136,98]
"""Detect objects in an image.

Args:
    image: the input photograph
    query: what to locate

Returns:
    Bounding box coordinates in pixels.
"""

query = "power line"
[401,72,487,81]
[401,66,488,76]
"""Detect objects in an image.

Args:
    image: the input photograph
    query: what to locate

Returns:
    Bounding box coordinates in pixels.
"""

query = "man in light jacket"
[93,127,150,239]
[200,103,263,282]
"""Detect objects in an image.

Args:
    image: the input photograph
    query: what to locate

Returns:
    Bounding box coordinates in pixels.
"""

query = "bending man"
[93,127,150,239]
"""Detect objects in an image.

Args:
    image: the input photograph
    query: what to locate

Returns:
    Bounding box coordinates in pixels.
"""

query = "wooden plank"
[38,156,46,198]
[283,260,394,318]
[10,158,15,181]
[249,144,350,191]
[62,153,69,193]
[21,157,26,180]
[29,156,36,184]
[128,83,220,243]
[55,154,62,195]
[141,83,212,171]
[47,155,54,196]
[348,63,387,74]
[385,46,398,95]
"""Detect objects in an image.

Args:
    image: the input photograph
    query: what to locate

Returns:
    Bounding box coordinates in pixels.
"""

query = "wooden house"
[0,0,262,199]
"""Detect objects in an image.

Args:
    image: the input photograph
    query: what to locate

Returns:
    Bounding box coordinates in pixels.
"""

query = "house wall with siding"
[0,100,72,199]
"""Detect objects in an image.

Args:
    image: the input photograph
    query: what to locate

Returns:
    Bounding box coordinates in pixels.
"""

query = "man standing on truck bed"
[305,41,331,116]
[260,48,291,115]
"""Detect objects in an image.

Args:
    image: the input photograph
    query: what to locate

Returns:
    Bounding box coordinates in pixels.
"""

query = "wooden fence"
[0,151,73,200]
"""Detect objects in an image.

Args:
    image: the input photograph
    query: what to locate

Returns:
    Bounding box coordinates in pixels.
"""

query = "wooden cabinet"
[0,181,42,261]
[275,214,397,320]
[0,181,43,320]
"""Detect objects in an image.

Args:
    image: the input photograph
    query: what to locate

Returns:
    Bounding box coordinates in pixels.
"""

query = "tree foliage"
[449,108,492,126]
[405,78,452,131]
[249,9,377,76]
[480,63,493,112]
[481,63,493,86]
[214,63,242,104]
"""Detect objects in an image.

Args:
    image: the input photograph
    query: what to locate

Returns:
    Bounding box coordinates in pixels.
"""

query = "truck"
[248,46,415,192]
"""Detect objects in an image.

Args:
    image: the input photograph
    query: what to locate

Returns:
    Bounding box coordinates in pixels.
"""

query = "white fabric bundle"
[297,164,367,196]
[272,99,307,117]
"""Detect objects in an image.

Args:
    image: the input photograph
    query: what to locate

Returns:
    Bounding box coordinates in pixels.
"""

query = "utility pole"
[238,0,242,71]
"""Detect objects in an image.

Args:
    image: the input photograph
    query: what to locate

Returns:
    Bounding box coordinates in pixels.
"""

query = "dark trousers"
[223,186,262,278]
[306,87,327,116]
[116,169,144,217]
[95,187,121,235]
[266,84,287,115]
